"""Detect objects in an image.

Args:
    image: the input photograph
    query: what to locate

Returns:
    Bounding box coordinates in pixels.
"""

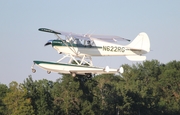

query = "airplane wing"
[39,28,131,42]
[39,28,80,37]
[39,28,90,40]
[86,34,131,42]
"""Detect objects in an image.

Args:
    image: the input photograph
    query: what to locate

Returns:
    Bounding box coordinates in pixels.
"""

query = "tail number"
[103,46,125,52]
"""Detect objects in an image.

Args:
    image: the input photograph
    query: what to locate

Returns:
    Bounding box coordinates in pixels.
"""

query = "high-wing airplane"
[31,28,150,78]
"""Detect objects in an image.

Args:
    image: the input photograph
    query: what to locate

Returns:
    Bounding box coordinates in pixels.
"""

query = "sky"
[0,0,180,85]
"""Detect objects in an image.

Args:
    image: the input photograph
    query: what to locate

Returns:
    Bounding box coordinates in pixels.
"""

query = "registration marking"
[102,46,125,52]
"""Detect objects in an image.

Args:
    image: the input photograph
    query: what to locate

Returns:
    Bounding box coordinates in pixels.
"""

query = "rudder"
[128,32,150,53]
[126,32,150,61]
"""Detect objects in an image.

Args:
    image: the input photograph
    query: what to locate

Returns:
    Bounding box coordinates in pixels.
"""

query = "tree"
[23,76,54,115]
[52,75,83,115]
[52,74,100,115]
[23,76,38,114]
[3,81,34,115]
[117,60,162,114]
[0,83,8,115]
[157,60,180,114]
[35,79,54,115]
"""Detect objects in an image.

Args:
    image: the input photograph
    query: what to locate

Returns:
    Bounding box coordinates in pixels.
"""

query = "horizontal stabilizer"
[126,55,146,61]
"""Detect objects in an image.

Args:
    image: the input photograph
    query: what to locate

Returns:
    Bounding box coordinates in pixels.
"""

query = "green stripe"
[52,40,101,48]
[33,61,100,69]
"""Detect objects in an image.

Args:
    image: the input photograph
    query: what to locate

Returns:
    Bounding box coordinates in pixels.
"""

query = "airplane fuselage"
[51,38,144,56]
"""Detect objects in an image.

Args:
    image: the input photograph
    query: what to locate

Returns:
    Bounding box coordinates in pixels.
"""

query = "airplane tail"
[126,32,150,61]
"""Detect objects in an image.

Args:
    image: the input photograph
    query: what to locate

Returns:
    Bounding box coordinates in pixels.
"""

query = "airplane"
[31,28,150,78]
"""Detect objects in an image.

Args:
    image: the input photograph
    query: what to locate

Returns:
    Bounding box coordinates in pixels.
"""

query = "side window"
[75,39,81,44]
[87,40,91,45]
[74,39,84,47]
[85,40,92,47]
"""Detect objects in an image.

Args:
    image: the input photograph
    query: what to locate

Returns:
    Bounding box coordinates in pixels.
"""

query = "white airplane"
[31,28,150,78]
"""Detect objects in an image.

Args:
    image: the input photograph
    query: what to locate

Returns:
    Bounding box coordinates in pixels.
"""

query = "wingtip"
[38,28,61,34]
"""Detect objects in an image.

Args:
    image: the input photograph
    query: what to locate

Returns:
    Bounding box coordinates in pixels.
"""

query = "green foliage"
[52,74,95,115]
[0,60,180,114]
[23,76,54,115]
[3,81,34,115]
[157,60,180,114]
[0,83,8,115]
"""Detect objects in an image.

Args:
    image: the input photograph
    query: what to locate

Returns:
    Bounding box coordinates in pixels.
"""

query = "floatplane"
[31,28,150,78]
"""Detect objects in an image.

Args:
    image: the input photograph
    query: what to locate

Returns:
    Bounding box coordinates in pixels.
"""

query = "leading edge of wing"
[39,28,61,34]
[38,28,90,40]
[38,28,75,36]
[38,28,130,42]
[88,34,131,42]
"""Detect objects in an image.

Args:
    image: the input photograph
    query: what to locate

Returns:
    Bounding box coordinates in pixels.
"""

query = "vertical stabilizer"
[128,32,150,53]
[126,32,150,61]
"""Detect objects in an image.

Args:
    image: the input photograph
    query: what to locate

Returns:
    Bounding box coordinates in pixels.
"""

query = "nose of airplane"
[44,40,53,46]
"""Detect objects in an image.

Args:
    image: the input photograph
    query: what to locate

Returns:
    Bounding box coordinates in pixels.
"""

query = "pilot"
[87,40,91,45]
[87,40,92,47]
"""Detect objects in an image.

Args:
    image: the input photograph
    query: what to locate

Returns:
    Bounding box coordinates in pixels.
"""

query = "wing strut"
[55,34,78,55]
[57,54,93,66]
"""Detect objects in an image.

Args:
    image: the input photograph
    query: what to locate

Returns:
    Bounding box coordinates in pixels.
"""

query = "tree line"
[0,60,180,115]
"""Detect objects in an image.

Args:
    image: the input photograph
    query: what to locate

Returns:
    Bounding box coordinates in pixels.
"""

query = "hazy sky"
[1,0,180,85]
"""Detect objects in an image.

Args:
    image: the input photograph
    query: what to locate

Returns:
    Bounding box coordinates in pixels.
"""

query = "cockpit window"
[74,39,82,44]
[71,39,94,47]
